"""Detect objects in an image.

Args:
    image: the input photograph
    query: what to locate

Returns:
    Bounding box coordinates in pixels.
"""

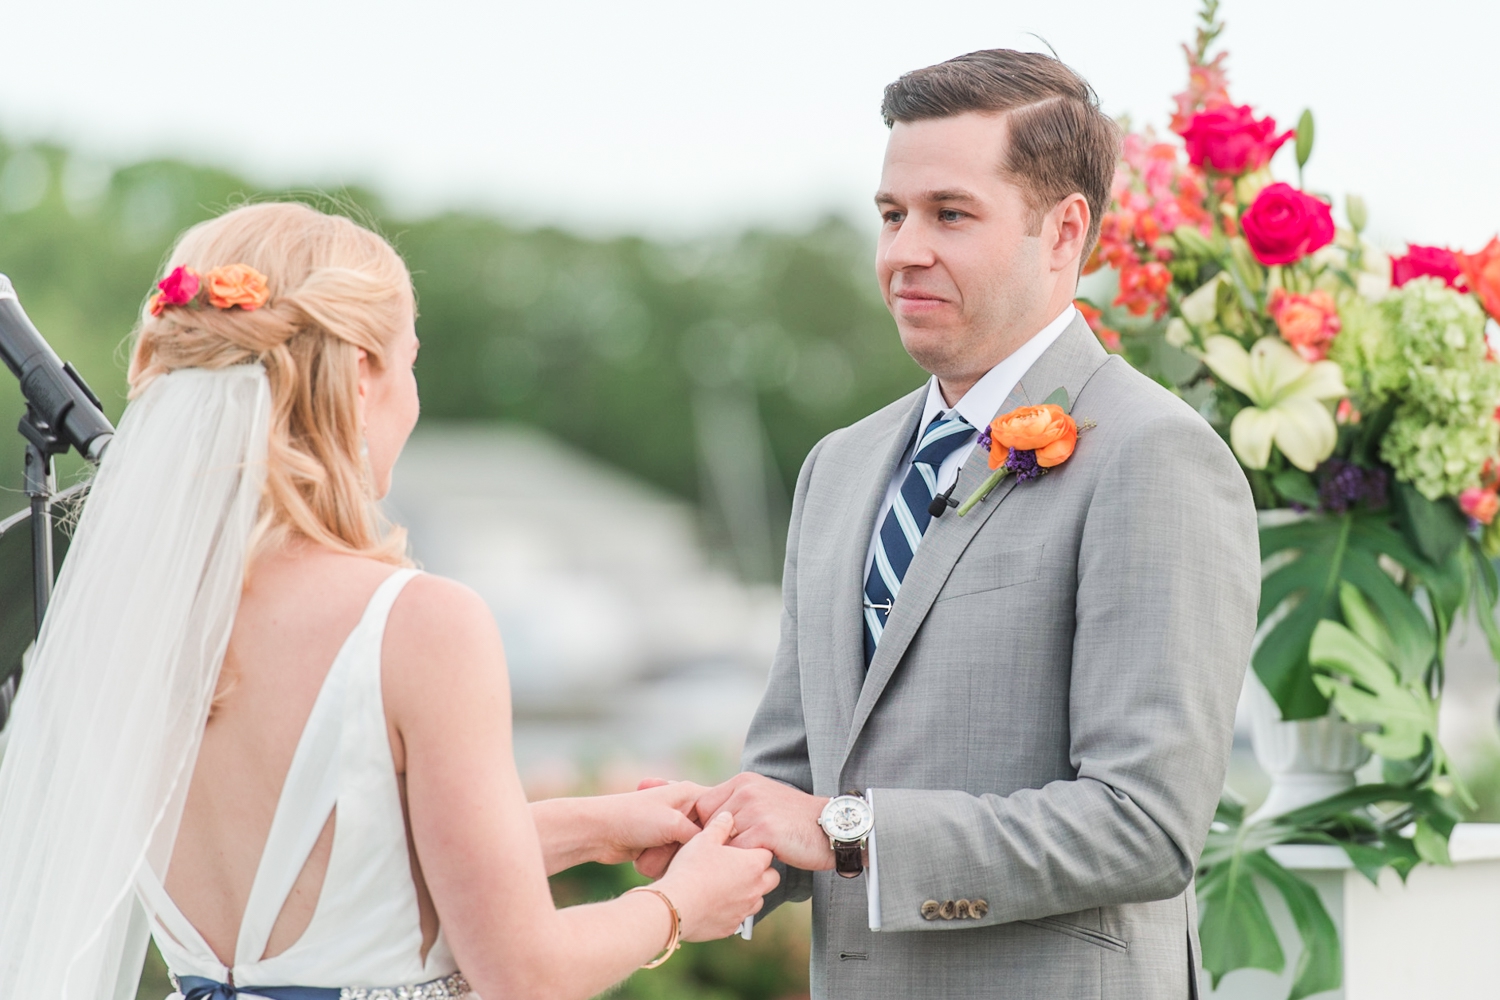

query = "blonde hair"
[129,201,412,566]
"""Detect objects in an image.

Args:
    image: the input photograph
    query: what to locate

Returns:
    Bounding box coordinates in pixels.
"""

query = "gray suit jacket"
[742,317,1259,998]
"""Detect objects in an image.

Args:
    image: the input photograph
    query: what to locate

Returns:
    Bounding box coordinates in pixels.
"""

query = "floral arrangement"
[1081,3,1500,997]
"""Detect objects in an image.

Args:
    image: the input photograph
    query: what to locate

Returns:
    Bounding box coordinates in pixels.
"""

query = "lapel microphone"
[928,480,961,518]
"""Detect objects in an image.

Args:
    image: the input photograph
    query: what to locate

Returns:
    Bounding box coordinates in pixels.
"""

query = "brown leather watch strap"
[833,840,864,878]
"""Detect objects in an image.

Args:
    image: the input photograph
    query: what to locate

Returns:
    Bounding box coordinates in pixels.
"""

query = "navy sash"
[176,976,340,1000]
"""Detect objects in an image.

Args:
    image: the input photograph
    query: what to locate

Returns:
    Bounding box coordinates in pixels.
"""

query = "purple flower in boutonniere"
[1004,447,1043,482]
[955,388,1097,516]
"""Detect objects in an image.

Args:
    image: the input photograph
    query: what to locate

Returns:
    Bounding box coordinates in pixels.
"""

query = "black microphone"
[0,274,113,462]
[928,480,961,518]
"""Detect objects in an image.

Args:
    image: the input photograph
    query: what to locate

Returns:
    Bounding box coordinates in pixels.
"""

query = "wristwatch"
[818,791,874,878]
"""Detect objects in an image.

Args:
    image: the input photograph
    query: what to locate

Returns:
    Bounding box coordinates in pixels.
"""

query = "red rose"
[156,265,200,307]
[1240,183,1335,266]
[1179,104,1293,175]
[1391,244,1463,288]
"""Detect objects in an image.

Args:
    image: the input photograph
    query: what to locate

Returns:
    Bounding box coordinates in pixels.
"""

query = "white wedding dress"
[134,569,466,998]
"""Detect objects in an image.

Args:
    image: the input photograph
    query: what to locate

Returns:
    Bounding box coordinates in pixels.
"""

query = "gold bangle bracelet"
[625,886,682,969]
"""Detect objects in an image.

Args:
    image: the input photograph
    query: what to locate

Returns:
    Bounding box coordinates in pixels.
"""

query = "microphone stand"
[22,404,62,634]
[0,406,64,729]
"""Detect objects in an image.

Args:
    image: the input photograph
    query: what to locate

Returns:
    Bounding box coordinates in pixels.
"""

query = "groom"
[692,50,1259,997]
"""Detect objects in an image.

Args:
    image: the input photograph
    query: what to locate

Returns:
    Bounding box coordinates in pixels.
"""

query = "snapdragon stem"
[956,468,1011,517]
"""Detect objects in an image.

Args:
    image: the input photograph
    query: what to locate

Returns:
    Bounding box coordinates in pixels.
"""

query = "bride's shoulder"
[383,571,507,695]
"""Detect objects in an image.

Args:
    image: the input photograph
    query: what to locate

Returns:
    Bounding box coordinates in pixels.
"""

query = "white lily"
[1202,335,1348,472]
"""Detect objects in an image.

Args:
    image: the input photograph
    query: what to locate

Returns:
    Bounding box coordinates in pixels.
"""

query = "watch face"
[819,795,874,841]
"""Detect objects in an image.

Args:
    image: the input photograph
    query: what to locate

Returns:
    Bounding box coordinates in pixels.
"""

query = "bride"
[0,202,776,999]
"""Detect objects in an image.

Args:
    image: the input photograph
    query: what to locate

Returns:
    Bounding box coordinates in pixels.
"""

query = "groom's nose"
[882,216,939,273]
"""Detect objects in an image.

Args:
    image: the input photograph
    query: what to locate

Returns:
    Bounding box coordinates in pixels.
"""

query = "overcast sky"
[1,0,1496,251]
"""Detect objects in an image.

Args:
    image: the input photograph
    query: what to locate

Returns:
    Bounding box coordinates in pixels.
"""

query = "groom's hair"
[882,49,1119,261]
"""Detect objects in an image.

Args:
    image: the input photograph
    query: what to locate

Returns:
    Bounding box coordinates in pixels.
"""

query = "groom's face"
[875,112,1051,381]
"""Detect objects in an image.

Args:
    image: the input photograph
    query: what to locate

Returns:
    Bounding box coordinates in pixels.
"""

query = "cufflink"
[921,900,941,920]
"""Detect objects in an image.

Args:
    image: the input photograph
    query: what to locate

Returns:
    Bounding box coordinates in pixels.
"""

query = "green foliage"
[0,139,923,536]
[1197,782,1465,999]
[550,863,809,1000]
[1255,512,1441,719]
[1294,109,1315,173]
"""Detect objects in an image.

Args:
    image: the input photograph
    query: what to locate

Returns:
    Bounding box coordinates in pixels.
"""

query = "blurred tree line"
[0,138,925,579]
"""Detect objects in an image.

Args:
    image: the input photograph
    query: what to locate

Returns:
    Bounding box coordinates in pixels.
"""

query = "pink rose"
[156,266,200,307]
[1391,245,1463,288]
[1179,104,1293,175]
[1241,183,1335,266]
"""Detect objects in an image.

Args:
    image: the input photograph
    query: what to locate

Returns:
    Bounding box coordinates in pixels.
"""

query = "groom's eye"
[938,208,965,223]
[882,210,905,225]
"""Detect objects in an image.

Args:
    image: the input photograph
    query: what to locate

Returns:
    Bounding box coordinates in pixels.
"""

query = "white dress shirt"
[861,304,1076,931]
[739,305,1078,941]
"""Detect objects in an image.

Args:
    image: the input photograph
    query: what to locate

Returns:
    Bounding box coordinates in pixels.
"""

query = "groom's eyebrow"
[875,189,981,207]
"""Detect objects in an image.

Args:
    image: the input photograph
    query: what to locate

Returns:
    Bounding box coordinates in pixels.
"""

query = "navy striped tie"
[863,412,975,667]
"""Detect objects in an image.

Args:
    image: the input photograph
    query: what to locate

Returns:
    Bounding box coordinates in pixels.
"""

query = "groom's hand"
[694,773,834,872]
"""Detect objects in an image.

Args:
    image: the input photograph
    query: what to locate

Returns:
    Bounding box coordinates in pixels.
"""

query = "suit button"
[938,899,957,920]
[971,899,989,918]
[921,900,941,920]
[954,899,971,918]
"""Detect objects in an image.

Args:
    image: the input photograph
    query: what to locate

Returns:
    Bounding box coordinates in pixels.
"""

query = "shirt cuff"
[866,787,881,931]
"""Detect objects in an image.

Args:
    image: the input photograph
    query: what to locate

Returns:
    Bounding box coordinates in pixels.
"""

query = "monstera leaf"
[1256,513,1436,719]
[1307,597,1472,807]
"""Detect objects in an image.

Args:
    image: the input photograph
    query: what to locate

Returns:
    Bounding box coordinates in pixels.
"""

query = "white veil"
[0,363,270,999]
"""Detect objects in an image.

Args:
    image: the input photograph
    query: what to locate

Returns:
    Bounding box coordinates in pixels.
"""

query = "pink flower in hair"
[150,266,201,315]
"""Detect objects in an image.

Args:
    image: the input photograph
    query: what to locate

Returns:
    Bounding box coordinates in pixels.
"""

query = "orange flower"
[204,263,270,311]
[1115,260,1172,318]
[1456,237,1500,320]
[1268,288,1341,362]
[1460,487,1500,526]
[989,404,1078,469]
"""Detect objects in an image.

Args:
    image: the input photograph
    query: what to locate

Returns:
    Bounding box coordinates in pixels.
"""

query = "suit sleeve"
[868,411,1259,931]
[738,434,831,917]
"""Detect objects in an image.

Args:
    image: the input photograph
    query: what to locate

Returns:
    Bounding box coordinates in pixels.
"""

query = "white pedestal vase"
[1244,673,1372,823]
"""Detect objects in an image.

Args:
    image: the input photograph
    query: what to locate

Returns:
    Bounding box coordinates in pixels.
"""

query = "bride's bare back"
[166,544,438,965]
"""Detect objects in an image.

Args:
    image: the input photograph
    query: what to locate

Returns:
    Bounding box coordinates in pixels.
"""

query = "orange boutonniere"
[956,389,1094,516]
[204,263,270,311]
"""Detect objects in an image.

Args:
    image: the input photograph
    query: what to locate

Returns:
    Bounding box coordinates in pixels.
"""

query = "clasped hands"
[621,773,833,880]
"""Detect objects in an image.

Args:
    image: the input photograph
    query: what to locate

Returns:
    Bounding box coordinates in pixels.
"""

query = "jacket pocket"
[936,542,1047,602]
[1023,915,1129,953]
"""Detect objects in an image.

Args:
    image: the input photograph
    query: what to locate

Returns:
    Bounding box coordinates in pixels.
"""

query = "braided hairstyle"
[129,201,412,566]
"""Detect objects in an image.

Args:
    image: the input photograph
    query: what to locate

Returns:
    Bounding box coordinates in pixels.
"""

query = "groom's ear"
[1046,193,1090,277]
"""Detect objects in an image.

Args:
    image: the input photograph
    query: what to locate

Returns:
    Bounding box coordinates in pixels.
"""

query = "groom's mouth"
[893,289,950,315]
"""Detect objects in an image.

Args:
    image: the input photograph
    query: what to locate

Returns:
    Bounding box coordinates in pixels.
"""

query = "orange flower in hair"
[204,264,270,311]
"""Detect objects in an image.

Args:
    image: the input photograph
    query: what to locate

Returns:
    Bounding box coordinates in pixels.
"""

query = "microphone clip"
[928,481,961,519]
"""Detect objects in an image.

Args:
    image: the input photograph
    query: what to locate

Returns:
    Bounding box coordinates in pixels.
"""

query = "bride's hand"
[592,781,705,867]
[654,811,780,942]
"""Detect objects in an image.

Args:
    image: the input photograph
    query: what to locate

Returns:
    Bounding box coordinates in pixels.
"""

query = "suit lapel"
[840,317,1110,769]
[826,388,927,740]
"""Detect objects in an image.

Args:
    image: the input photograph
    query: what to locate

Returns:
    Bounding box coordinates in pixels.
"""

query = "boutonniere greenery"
[956,387,1096,516]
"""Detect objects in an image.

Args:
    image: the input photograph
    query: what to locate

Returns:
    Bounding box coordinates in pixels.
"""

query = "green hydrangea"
[1382,406,1499,500]
[1327,293,1397,398]
[1339,278,1500,499]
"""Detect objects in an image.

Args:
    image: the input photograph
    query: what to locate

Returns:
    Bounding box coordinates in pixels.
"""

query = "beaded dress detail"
[135,570,465,997]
